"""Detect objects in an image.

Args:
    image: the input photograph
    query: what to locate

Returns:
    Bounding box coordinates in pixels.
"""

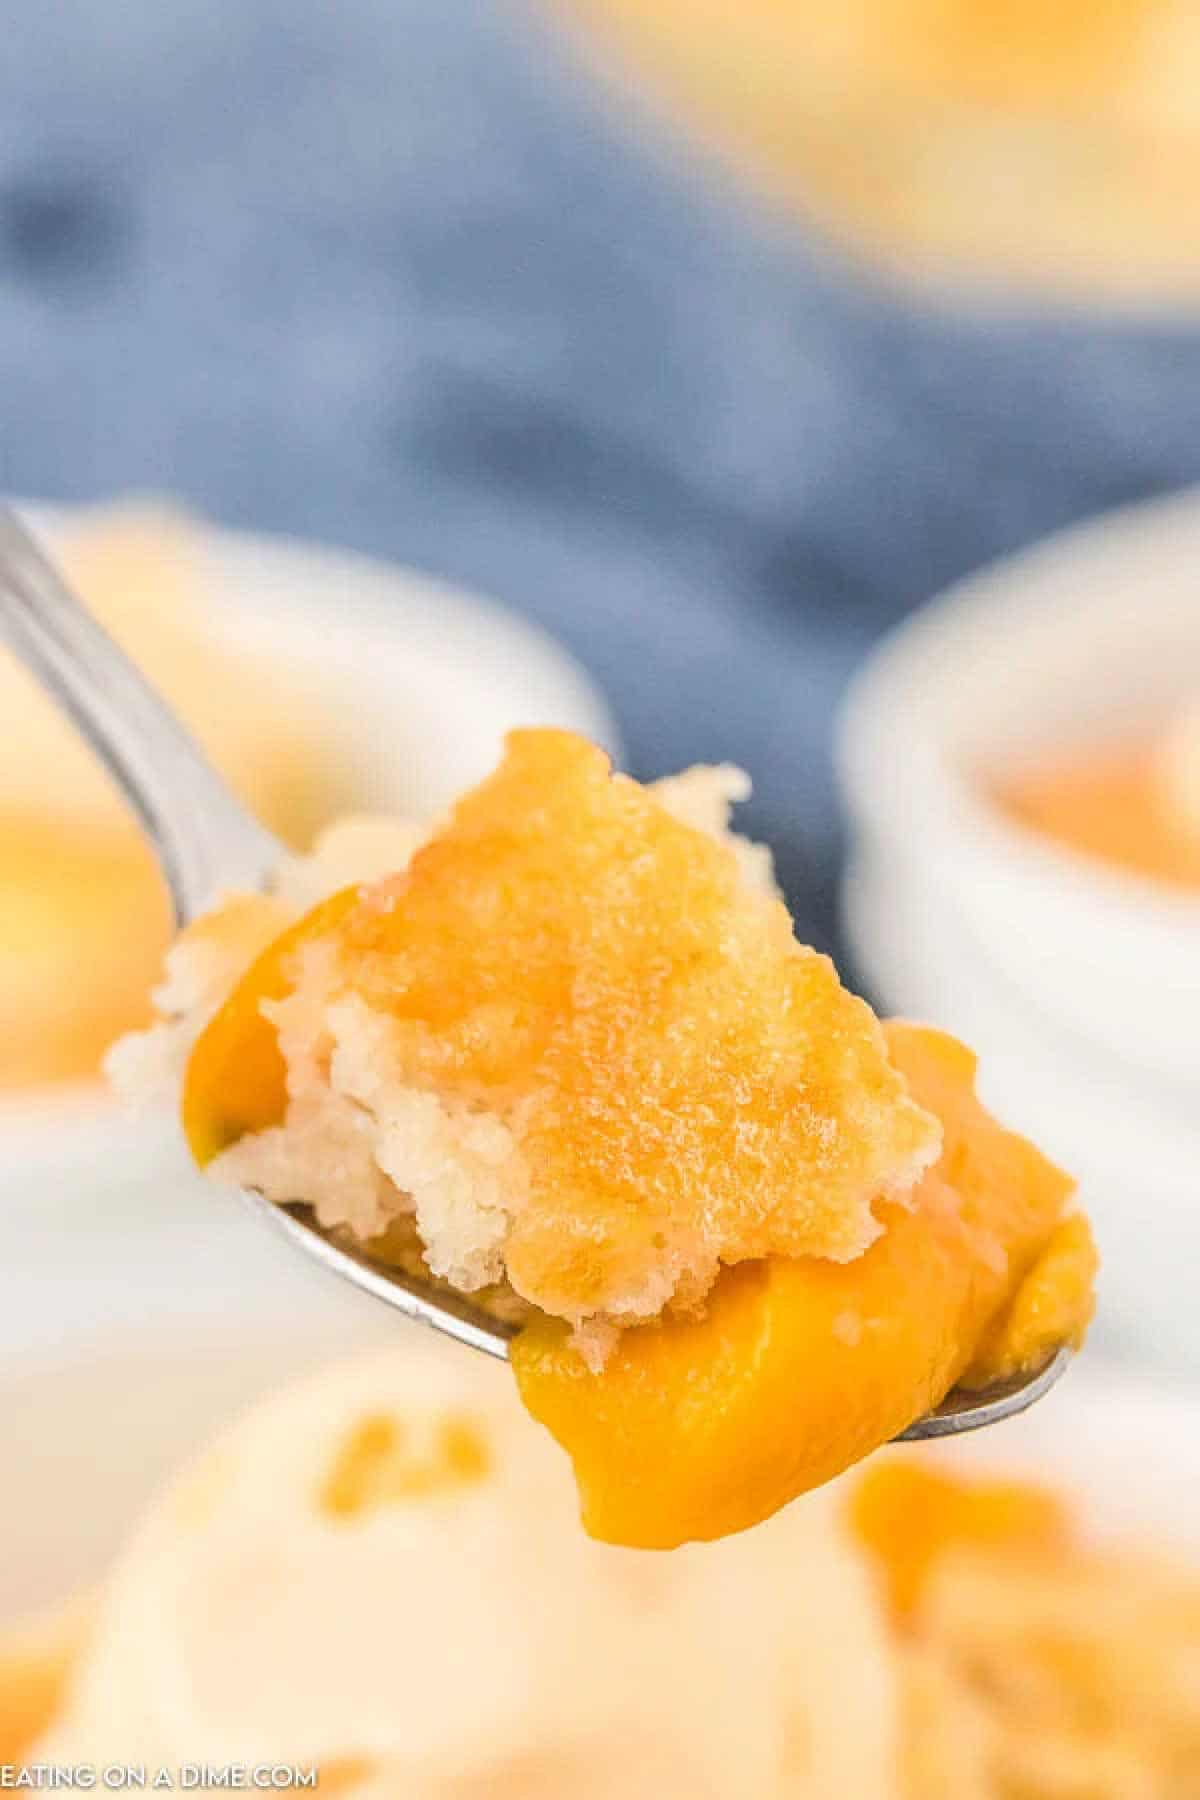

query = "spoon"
[0,504,1071,1431]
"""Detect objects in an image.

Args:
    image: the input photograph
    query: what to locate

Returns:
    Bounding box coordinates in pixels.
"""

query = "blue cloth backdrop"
[3,0,1200,950]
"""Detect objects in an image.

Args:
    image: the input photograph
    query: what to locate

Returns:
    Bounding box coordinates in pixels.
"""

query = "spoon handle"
[0,506,281,925]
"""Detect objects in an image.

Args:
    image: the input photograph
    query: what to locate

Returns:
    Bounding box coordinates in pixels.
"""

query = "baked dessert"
[111,730,1095,1547]
[852,1458,1200,1795]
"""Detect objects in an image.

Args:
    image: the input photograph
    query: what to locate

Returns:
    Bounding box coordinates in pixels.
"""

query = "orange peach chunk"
[183,885,361,1164]
[965,1212,1097,1388]
[511,1024,1093,1547]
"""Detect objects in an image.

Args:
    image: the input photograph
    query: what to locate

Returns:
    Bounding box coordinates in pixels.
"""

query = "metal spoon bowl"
[0,505,1071,1437]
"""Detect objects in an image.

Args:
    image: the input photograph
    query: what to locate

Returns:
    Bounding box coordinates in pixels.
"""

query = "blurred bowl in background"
[549,0,1200,302]
[839,487,1200,1371]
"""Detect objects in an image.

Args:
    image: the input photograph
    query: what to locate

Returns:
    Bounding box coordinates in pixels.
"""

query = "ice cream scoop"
[35,1345,900,1797]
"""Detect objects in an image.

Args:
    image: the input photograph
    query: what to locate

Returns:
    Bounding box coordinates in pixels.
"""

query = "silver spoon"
[0,504,1071,1431]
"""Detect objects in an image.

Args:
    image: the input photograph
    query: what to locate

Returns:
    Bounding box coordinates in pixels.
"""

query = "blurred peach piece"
[0,1597,92,1763]
[0,506,341,1088]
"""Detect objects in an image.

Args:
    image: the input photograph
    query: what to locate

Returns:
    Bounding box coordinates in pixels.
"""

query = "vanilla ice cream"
[35,1344,899,1797]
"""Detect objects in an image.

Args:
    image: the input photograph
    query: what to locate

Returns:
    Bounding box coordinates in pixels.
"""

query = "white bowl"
[0,505,619,1216]
[838,488,1200,1372]
[18,501,619,831]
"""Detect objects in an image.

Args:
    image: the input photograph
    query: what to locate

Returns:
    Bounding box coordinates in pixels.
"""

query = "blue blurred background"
[5,0,1200,948]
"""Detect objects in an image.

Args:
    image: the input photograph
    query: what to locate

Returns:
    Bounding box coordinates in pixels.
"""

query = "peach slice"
[965,1212,1098,1389]
[182,885,361,1165]
[511,1024,1094,1548]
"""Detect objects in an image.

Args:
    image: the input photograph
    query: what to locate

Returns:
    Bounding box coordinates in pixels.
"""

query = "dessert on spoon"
[0,507,1095,1548]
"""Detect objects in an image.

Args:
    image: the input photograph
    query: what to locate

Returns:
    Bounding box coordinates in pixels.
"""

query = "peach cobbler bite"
[851,1461,1200,1796]
[111,729,1095,1547]
[188,731,938,1326]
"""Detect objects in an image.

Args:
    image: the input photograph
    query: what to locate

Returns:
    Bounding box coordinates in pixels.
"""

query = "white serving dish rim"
[838,483,1200,941]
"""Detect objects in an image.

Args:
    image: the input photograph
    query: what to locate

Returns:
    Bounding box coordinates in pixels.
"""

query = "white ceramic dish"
[0,503,619,1199]
[838,487,1200,1372]
[2,1318,1196,1622]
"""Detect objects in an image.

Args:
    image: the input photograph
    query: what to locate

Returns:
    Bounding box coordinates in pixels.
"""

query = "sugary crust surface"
[206,731,940,1334]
